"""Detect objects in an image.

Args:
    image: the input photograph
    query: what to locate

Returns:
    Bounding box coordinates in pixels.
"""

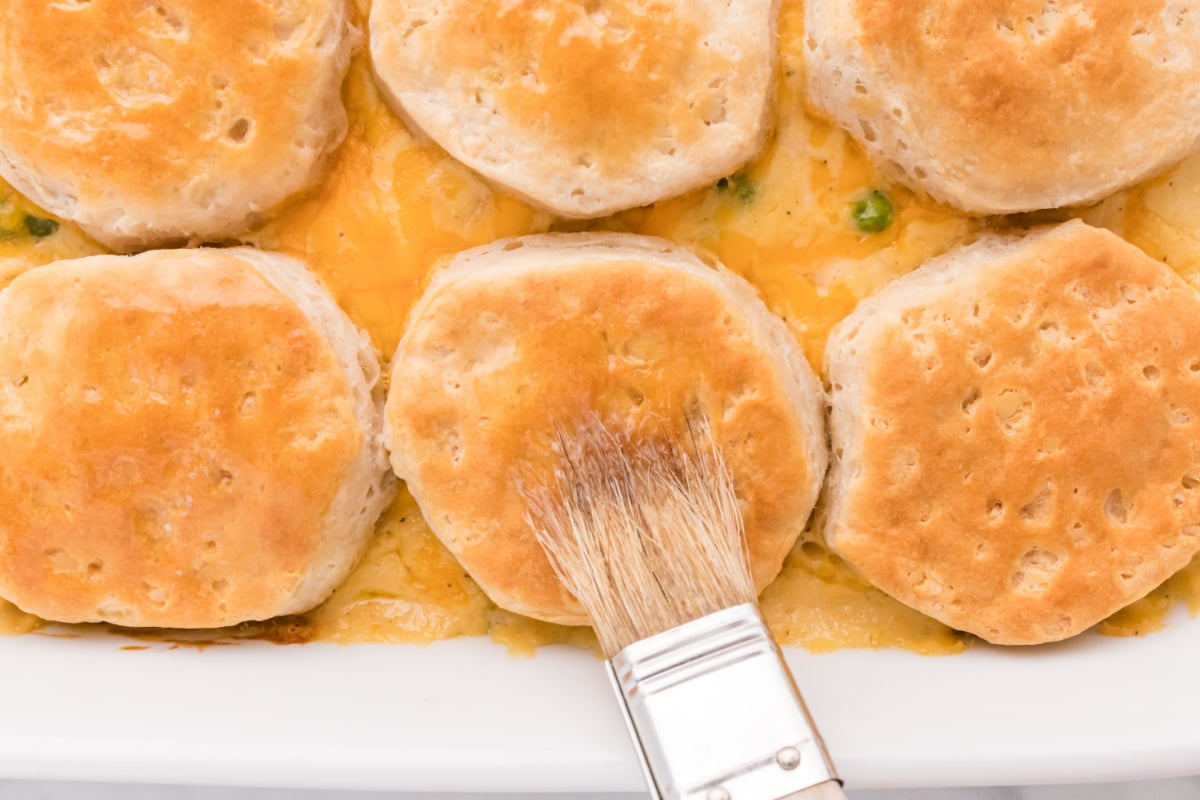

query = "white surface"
[1,609,1198,792]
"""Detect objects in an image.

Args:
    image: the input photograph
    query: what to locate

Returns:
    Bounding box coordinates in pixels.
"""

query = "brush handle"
[607,603,840,800]
[784,781,849,800]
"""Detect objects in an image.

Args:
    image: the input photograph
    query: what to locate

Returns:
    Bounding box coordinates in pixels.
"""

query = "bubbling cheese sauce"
[2,0,1200,652]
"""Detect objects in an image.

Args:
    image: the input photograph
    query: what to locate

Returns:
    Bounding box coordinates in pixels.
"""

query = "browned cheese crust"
[805,0,1200,213]
[0,0,350,250]
[825,221,1200,644]
[385,234,826,624]
[0,250,366,627]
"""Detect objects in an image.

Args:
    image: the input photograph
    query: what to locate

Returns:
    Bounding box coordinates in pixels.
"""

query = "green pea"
[23,215,59,238]
[850,190,893,233]
[716,171,756,204]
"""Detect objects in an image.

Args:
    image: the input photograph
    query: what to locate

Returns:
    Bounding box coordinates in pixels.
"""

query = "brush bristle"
[522,416,755,657]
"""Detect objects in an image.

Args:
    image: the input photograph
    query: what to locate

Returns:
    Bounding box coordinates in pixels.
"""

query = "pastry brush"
[523,417,846,800]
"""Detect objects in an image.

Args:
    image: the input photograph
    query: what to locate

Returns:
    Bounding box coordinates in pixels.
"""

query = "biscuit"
[369,0,776,218]
[0,247,393,627]
[384,232,827,624]
[805,0,1200,213]
[0,0,351,250]
[824,221,1200,644]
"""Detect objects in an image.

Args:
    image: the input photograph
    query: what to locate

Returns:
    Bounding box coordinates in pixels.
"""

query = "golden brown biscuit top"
[0,0,345,240]
[828,223,1200,644]
[0,249,362,628]
[372,0,742,172]
[387,256,821,624]
[853,0,1198,208]
[441,0,720,169]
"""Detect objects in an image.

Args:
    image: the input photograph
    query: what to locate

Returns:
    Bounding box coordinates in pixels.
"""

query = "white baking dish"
[1,605,1197,792]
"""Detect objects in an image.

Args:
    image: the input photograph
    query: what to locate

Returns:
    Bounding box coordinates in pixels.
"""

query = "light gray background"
[2,781,1199,799]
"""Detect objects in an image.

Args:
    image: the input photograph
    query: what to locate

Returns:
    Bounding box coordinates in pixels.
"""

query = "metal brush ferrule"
[606,603,839,800]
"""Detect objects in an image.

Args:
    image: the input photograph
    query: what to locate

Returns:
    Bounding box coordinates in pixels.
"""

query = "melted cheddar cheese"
[2,0,1200,652]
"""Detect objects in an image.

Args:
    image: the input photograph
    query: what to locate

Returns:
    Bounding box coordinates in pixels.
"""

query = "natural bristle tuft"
[522,415,754,656]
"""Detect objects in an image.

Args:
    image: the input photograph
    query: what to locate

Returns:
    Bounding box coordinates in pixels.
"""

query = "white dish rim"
[1,606,1198,792]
